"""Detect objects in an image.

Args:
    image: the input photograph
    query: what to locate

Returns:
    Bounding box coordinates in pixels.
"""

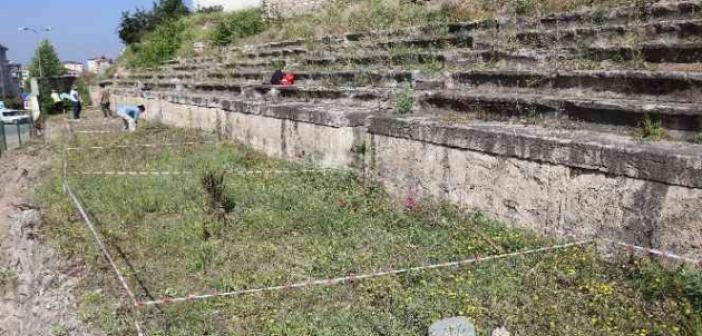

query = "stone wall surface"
[262,0,329,18]
[107,90,702,258]
[369,133,702,257]
[193,0,262,11]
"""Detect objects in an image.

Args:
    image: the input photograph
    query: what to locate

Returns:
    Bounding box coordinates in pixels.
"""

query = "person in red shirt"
[281,71,295,86]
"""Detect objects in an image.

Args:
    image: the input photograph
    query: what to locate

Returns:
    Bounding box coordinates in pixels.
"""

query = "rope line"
[63,181,138,305]
[72,130,121,134]
[77,171,194,176]
[64,141,217,151]
[72,168,349,176]
[605,239,702,266]
[134,240,593,307]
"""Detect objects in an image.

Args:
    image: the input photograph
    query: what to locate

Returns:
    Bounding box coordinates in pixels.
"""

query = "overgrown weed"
[394,84,415,114]
[638,113,666,141]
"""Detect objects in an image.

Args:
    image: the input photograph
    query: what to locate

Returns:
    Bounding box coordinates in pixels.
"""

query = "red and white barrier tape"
[63,181,138,305]
[64,141,217,151]
[73,168,348,177]
[76,171,194,176]
[134,240,592,308]
[603,239,702,265]
[73,130,120,134]
[64,181,147,335]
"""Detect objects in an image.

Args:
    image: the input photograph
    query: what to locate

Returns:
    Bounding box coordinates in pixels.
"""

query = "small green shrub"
[631,260,702,311]
[50,324,70,336]
[76,77,92,106]
[2,97,24,110]
[514,0,538,15]
[211,9,266,46]
[196,5,223,14]
[125,19,189,68]
[640,114,666,140]
[591,8,608,25]
[684,270,702,310]
[394,85,415,114]
[688,133,702,144]
[575,38,593,60]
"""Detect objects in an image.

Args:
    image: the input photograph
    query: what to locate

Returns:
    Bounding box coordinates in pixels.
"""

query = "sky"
[0,0,258,66]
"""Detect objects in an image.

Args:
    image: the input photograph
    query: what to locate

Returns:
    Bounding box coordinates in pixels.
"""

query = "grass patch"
[638,114,666,141]
[0,266,17,291]
[37,123,701,335]
[394,84,415,114]
[689,133,702,144]
[211,9,266,46]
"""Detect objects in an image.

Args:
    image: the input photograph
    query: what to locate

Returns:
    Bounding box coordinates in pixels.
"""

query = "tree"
[27,39,65,79]
[118,8,154,45]
[152,0,190,22]
[118,0,190,45]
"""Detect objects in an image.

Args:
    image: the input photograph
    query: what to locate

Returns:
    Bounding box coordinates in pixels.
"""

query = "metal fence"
[0,120,32,157]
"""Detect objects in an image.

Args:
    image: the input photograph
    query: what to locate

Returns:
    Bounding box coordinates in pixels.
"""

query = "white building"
[87,56,113,74]
[63,61,84,77]
[192,0,261,11]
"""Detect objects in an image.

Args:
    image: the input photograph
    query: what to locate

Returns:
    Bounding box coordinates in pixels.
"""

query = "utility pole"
[18,26,53,78]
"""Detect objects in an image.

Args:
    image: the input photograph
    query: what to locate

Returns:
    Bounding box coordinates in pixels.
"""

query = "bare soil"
[0,120,101,335]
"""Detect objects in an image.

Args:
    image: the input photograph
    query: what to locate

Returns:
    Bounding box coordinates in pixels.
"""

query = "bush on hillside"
[196,5,224,14]
[211,9,267,46]
[125,20,189,68]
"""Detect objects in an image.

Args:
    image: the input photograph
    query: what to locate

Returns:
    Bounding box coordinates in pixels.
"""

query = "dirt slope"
[0,140,101,335]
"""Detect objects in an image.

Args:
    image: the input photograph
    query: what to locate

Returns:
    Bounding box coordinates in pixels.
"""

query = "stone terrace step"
[586,41,702,63]
[117,68,702,101]
[527,0,702,30]
[514,19,702,49]
[368,115,702,188]
[207,70,415,87]
[305,51,447,67]
[139,90,379,128]
[238,48,308,59]
[235,39,306,52]
[114,80,395,104]
[422,90,702,132]
[450,70,702,98]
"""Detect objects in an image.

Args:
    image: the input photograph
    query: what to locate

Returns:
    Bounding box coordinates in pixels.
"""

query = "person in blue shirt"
[117,105,145,132]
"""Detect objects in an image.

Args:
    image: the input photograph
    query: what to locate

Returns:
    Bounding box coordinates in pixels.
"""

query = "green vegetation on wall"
[123,19,190,69]
[117,0,632,69]
[211,9,266,46]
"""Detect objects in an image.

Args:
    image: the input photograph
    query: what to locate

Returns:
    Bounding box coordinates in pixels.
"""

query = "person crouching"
[117,104,145,132]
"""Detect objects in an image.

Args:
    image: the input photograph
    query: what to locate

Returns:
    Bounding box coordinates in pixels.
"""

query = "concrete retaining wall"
[108,90,702,258]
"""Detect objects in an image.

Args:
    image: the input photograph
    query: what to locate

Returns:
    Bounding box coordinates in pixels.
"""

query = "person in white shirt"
[69,86,82,120]
[50,90,63,114]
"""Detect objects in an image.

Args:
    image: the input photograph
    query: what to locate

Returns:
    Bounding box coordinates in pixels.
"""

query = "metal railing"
[0,119,32,158]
